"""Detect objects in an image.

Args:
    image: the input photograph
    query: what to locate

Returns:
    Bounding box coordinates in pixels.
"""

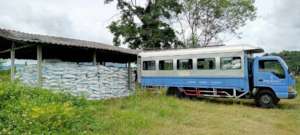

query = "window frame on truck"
[177,59,193,70]
[142,60,156,71]
[159,59,174,70]
[197,58,216,70]
[220,56,242,70]
[258,59,286,79]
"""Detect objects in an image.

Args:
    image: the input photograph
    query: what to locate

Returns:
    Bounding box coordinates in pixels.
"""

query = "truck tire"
[255,90,279,108]
[166,87,178,96]
[175,89,185,98]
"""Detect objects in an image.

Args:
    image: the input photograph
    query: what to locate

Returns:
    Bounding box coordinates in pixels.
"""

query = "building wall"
[16,62,135,100]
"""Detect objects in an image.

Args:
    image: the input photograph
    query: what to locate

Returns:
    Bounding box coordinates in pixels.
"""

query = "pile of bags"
[16,62,135,100]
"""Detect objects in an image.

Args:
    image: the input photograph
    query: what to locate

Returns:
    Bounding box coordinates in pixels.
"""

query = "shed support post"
[137,56,141,84]
[93,50,97,65]
[37,45,43,87]
[128,62,132,90]
[10,42,15,81]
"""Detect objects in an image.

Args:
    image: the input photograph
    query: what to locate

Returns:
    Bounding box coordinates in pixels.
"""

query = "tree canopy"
[177,0,256,47]
[105,0,256,49]
[105,0,182,49]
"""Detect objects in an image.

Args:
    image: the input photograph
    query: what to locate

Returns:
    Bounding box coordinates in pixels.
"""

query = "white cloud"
[0,0,119,44]
[227,0,300,52]
[0,0,299,52]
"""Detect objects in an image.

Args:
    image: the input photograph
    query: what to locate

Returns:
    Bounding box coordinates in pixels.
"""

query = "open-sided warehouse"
[0,28,138,99]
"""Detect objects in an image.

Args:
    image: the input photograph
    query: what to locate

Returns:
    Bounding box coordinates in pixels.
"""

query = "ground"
[0,72,299,135]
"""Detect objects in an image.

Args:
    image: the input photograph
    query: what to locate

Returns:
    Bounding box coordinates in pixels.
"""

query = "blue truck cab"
[138,45,297,108]
[253,56,297,100]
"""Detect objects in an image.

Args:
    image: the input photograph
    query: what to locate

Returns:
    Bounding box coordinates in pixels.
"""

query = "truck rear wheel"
[175,89,185,98]
[166,87,177,96]
[255,90,279,108]
[167,87,186,98]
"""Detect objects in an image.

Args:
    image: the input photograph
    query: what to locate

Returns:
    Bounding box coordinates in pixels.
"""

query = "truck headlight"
[288,85,296,93]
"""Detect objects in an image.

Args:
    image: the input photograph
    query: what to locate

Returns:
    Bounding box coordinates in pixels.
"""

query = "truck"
[138,45,297,108]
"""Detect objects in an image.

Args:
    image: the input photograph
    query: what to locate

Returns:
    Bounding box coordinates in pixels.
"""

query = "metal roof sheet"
[0,28,138,55]
[139,45,264,57]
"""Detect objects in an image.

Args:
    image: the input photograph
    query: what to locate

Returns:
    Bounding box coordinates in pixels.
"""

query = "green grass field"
[0,72,299,135]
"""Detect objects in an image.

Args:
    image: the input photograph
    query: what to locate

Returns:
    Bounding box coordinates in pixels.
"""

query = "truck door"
[254,59,288,98]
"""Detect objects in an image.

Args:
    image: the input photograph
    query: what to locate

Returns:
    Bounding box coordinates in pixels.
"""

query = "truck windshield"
[279,58,289,70]
[278,58,292,74]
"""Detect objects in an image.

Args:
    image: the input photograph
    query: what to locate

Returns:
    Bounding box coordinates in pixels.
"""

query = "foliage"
[0,72,93,134]
[177,0,256,47]
[105,0,183,49]
[271,51,300,75]
[0,70,10,82]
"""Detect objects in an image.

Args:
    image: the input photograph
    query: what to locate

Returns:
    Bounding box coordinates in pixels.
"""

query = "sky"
[0,0,299,53]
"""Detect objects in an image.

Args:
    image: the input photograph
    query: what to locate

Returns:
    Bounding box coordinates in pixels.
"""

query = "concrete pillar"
[93,50,97,65]
[37,45,43,86]
[10,42,15,81]
[128,62,132,90]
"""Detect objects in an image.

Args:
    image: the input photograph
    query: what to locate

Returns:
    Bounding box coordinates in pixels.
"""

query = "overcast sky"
[0,0,299,53]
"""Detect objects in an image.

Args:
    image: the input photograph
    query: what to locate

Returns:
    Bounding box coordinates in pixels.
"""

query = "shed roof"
[0,28,138,55]
[0,28,137,63]
[139,45,264,57]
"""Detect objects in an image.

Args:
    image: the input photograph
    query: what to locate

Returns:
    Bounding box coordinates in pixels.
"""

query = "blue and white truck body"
[138,45,297,108]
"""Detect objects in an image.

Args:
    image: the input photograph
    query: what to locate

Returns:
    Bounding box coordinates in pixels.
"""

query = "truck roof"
[139,44,264,57]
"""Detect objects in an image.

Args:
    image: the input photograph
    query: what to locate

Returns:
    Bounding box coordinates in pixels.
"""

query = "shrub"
[0,82,94,134]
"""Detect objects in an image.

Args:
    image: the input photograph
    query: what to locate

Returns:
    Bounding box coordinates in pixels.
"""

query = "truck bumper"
[288,91,297,99]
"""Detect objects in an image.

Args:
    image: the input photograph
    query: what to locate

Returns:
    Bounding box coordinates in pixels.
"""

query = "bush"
[0,82,94,134]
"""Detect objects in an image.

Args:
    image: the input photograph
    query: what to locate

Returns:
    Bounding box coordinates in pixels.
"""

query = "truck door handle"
[258,79,263,82]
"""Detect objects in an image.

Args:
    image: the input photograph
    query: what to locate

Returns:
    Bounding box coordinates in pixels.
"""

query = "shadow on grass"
[277,100,300,110]
[177,96,300,110]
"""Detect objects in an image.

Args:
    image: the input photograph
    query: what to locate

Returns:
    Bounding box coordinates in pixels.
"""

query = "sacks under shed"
[16,62,135,100]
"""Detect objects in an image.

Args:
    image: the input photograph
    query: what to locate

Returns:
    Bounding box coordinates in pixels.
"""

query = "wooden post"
[10,42,15,81]
[37,45,43,87]
[93,50,97,65]
[128,62,132,90]
[137,56,141,83]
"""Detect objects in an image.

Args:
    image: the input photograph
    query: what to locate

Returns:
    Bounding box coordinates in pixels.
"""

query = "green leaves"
[179,0,256,47]
[0,80,92,134]
[105,0,256,49]
[105,0,183,49]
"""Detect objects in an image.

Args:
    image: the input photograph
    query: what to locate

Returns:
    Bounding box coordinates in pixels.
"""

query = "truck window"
[221,57,241,70]
[177,59,193,70]
[259,60,285,79]
[143,61,156,70]
[197,58,216,70]
[159,60,173,70]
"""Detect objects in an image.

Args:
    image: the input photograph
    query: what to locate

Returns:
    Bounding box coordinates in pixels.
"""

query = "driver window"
[259,60,285,79]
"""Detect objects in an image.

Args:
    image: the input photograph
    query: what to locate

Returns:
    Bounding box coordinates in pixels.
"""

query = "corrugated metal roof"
[139,45,264,57]
[0,28,138,55]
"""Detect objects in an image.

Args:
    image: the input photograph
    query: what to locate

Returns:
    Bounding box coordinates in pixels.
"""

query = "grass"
[0,72,299,135]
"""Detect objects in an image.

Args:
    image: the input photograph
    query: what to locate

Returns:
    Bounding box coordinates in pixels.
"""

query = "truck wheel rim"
[261,95,271,104]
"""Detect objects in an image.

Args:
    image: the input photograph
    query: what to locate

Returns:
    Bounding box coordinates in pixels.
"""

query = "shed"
[0,28,138,99]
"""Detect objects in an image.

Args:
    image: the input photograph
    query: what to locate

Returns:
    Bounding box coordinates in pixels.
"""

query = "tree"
[105,0,182,49]
[177,0,256,47]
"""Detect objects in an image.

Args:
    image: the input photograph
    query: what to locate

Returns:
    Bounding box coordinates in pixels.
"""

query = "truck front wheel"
[255,90,279,108]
